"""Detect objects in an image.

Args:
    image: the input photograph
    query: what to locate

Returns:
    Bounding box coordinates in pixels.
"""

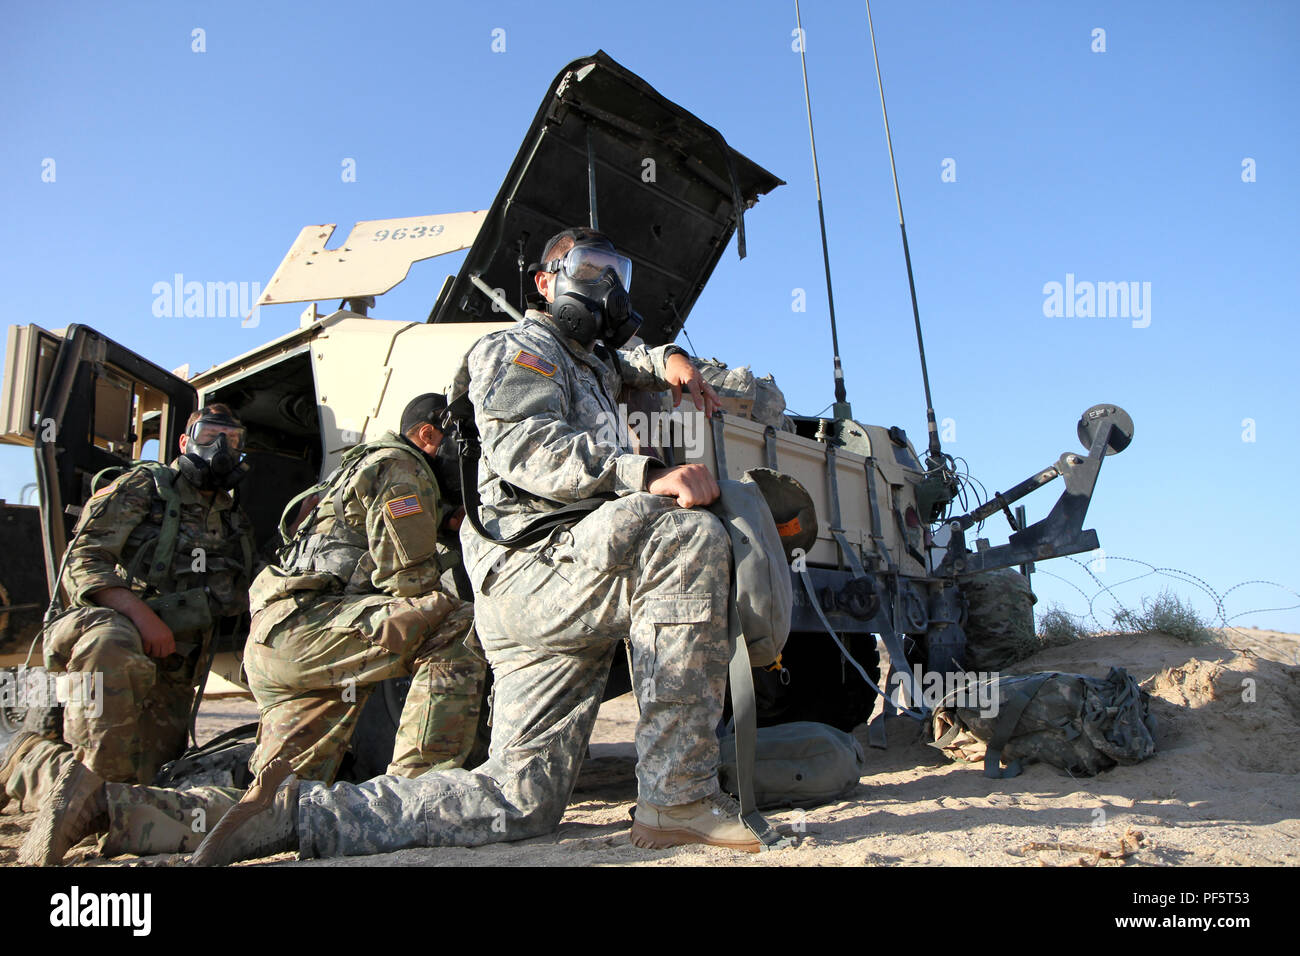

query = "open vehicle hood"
[430,50,784,346]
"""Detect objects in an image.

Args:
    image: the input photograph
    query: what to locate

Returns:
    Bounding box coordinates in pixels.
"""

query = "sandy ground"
[2,626,1297,867]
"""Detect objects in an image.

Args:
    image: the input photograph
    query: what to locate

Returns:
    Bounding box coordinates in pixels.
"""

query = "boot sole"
[629,821,760,853]
[189,757,294,867]
[17,762,102,866]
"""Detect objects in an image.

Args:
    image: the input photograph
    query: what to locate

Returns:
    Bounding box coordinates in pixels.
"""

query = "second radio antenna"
[865,0,943,465]
[795,0,851,420]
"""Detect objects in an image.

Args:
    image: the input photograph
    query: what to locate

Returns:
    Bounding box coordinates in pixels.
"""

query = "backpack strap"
[449,414,606,550]
[726,607,793,850]
[136,462,183,591]
[280,437,441,554]
[982,672,1054,779]
[278,484,327,547]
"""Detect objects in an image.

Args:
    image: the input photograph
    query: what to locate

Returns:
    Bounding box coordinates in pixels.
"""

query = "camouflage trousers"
[295,493,733,859]
[101,781,243,856]
[244,590,484,784]
[4,606,201,809]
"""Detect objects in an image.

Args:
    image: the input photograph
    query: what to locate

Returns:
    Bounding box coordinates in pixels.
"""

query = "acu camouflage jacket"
[460,309,679,588]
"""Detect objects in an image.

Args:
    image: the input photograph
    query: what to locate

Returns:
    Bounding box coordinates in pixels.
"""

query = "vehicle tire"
[0,666,62,737]
[747,631,881,733]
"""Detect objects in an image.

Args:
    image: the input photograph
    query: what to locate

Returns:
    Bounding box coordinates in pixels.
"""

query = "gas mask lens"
[553,246,632,290]
[189,421,247,454]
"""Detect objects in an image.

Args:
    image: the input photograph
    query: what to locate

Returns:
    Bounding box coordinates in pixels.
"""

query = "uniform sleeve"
[358,455,444,597]
[60,469,156,605]
[613,343,679,392]
[470,335,657,502]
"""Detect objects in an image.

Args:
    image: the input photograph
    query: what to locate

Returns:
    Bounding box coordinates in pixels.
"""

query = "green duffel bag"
[719,721,866,809]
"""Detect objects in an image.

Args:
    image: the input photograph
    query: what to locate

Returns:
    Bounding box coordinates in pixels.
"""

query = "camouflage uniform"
[3,461,253,810]
[242,434,484,785]
[285,311,735,858]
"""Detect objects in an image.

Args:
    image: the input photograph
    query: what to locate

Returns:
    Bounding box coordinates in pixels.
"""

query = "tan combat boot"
[189,757,299,867]
[630,791,761,853]
[18,762,108,866]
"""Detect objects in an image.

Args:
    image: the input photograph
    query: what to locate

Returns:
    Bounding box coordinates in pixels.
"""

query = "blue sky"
[2,0,1297,631]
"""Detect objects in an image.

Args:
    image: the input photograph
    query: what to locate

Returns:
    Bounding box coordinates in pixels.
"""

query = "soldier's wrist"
[615,454,661,494]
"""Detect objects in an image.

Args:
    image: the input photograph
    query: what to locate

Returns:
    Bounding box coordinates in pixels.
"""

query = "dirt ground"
[2,626,1297,867]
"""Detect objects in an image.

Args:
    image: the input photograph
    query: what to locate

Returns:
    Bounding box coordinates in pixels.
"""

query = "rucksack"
[708,471,796,669]
[961,568,1039,670]
[698,358,792,430]
[153,721,257,789]
[930,667,1157,778]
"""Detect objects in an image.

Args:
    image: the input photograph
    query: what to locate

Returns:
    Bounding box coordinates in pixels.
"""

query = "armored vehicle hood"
[430,50,784,346]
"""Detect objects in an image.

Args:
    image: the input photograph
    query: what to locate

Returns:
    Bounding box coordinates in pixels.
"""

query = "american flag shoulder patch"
[512,350,556,377]
[385,494,424,520]
[90,480,120,499]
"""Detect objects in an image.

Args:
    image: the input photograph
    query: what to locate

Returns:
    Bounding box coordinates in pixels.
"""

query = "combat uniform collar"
[167,458,236,512]
[523,309,614,377]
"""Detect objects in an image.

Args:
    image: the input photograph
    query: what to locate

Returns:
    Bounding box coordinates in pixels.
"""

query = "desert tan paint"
[255,210,488,309]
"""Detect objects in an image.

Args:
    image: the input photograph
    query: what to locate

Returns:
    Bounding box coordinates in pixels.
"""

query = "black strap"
[727,578,791,850]
[763,426,779,470]
[453,418,607,551]
[982,673,1054,778]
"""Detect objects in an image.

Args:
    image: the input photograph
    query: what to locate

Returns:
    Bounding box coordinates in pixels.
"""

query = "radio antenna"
[865,0,943,463]
[795,0,851,420]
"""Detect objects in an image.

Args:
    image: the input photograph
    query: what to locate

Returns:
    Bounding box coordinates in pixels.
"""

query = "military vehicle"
[0,51,1131,780]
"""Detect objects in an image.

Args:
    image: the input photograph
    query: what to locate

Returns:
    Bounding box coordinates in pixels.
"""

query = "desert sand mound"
[3,629,1296,867]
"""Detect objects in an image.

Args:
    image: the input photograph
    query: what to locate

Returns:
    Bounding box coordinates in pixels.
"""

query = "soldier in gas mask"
[1,404,257,861]
[184,227,759,866]
[17,395,487,866]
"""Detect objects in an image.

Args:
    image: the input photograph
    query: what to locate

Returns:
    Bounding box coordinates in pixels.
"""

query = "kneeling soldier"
[19,394,486,865]
[1,404,256,862]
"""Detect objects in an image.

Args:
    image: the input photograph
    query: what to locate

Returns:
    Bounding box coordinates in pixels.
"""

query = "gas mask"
[541,240,642,349]
[178,414,250,492]
[429,438,462,503]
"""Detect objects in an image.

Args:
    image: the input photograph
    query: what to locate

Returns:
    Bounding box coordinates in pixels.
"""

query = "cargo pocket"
[642,597,712,624]
[636,597,715,705]
[330,594,416,657]
[249,598,300,647]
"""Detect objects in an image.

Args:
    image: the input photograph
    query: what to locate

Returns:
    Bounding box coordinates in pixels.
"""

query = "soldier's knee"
[645,505,731,569]
[67,622,155,697]
[667,506,728,543]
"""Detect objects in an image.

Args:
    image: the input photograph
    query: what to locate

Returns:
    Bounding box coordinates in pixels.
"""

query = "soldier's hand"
[647,464,720,508]
[441,505,466,533]
[664,353,720,419]
[90,585,177,658]
[137,614,176,658]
